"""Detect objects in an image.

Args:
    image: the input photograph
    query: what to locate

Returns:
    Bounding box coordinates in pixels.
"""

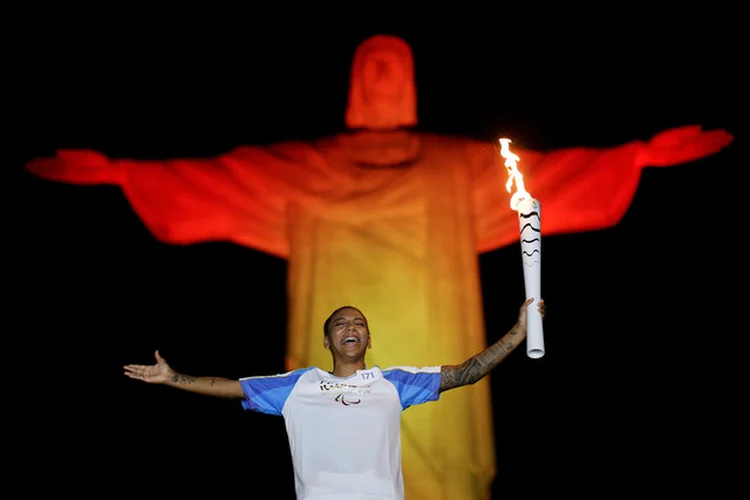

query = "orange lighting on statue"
[25,33,733,500]
[500,138,544,358]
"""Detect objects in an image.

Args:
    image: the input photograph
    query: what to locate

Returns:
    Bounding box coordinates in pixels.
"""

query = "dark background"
[18,11,745,498]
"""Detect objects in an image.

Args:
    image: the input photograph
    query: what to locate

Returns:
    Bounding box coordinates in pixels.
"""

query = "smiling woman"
[123,298,544,500]
[323,305,373,375]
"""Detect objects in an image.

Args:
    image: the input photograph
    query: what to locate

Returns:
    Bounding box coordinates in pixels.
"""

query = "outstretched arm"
[124,350,245,399]
[471,125,734,253]
[439,298,545,393]
[24,142,326,258]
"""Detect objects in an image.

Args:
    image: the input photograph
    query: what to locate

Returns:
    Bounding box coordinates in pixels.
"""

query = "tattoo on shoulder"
[440,367,464,391]
[439,337,516,392]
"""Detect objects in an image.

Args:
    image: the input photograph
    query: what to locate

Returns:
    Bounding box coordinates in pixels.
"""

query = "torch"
[499,138,544,359]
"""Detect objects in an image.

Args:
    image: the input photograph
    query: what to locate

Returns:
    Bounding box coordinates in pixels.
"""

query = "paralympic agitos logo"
[320,380,367,405]
[334,393,361,405]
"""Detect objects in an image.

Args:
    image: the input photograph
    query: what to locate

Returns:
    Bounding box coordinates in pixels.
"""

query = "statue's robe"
[115,128,642,499]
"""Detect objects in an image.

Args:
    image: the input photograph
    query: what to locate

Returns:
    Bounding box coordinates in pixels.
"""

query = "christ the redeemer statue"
[26,34,733,500]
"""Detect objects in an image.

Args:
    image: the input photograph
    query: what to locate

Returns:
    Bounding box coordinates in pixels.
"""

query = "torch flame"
[499,138,531,211]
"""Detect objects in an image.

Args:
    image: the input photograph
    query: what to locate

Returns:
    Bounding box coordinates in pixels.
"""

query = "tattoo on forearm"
[440,337,516,392]
[172,374,196,385]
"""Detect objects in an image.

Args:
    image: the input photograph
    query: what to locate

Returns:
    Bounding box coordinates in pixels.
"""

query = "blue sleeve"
[239,368,310,416]
[382,367,442,410]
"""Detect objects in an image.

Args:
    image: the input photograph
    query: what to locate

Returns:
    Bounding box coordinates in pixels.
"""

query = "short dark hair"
[323,305,365,337]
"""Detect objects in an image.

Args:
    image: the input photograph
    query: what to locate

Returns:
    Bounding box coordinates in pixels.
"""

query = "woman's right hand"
[124,350,174,384]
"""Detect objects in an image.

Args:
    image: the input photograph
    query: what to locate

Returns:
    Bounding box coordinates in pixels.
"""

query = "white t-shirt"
[240,365,441,500]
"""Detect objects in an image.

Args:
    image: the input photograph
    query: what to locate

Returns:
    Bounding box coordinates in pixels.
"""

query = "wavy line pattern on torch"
[520,223,540,234]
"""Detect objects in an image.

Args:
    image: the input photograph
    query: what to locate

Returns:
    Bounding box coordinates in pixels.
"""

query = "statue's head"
[345,35,417,130]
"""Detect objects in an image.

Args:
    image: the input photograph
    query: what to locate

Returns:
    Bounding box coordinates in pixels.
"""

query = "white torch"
[499,138,544,358]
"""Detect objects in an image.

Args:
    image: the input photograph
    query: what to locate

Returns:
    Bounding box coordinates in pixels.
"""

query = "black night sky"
[18,12,744,499]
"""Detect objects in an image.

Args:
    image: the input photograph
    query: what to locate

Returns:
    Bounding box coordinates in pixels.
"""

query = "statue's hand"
[26,149,122,185]
[637,125,734,168]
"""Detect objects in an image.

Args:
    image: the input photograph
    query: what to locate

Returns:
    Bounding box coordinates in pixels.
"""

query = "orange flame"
[499,138,532,211]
